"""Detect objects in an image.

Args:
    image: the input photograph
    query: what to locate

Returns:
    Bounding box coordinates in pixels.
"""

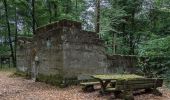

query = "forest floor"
[0,71,170,100]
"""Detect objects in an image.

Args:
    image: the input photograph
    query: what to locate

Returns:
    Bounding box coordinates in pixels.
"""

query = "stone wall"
[17,19,139,81]
[34,19,108,78]
[107,55,138,73]
[16,37,33,72]
[34,28,64,75]
[62,27,107,78]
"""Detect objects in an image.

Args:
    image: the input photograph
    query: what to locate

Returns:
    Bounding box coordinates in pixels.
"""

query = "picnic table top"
[91,74,145,81]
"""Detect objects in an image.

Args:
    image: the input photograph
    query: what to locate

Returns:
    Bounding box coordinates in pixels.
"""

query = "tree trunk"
[32,0,35,34]
[14,1,18,68]
[65,0,71,14]
[48,0,52,23]
[3,0,16,67]
[129,33,134,55]
[112,33,117,54]
[75,0,78,20]
[53,3,58,19]
[129,10,135,55]
[95,0,100,33]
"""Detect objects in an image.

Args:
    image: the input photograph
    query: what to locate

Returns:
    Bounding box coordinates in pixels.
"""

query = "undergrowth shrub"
[137,56,170,78]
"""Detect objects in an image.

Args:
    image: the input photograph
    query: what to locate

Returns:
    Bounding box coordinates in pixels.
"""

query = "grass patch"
[0,67,16,72]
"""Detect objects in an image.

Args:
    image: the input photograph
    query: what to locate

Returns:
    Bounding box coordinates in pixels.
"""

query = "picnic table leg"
[122,81,134,100]
[152,88,162,96]
[123,89,134,100]
[99,80,111,95]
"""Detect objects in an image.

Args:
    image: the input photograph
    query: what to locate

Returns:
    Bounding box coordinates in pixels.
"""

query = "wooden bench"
[80,81,100,92]
[106,78,163,100]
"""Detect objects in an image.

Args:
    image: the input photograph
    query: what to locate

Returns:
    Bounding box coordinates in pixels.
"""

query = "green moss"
[92,74,144,80]
[12,71,79,87]
[36,74,80,87]
[12,71,30,78]
[63,77,79,86]
[36,74,64,86]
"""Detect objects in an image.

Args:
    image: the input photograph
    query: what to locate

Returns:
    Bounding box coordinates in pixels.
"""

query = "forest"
[0,0,169,54]
[0,0,170,73]
[0,0,170,100]
[1,0,170,75]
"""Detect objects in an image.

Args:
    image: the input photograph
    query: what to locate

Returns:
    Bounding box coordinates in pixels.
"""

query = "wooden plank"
[80,82,100,86]
[116,83,153,90]
[126,79,155,84]
[91,74,144,80]
[111,80,116,83]
[116,83,162,90]
[127,80,162,85]
[116,79,163,85]
[114,78,163,91]
[105,87,116,92]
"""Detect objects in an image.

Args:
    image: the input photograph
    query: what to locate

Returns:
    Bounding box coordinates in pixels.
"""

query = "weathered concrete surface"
[33,19,108,78]
[107,54,138,73]
[16,37,33,72]
[62,27,107,78]
[16,19,138,80]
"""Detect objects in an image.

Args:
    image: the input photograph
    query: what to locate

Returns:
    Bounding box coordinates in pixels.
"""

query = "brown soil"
[0,71,170,100]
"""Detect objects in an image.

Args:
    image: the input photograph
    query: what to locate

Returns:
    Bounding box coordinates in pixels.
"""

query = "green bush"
[137,56,170,78]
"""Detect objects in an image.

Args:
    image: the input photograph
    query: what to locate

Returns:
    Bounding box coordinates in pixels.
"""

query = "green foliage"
[137,56,170,78]
[0,0,86,56]
[150,0,170,36]
[99,0,170,55]
[0,0,169,56]
[100,0,150,55]
[0,45,10,55]
[138,36,170,56]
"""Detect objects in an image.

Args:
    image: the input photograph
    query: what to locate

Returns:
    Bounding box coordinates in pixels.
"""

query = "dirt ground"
[0,71,170,100]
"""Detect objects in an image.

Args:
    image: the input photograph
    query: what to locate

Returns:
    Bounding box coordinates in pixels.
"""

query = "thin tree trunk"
[14,1,18,68]
[112,33,116,54]
[76,0,78,20]
[3,0,16,67]
[129,32,134,55]
[129,10,135,55]
[95,0,100,33]
[32,0,35,34]
[53,3,58,19]
[48,0,52,23]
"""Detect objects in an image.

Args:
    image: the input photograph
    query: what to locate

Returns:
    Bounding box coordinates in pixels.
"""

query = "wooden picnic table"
[91,74,145,94]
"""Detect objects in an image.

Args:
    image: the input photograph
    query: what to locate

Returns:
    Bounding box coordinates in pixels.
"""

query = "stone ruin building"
[17,36,33,72]
[17,19,138,82]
